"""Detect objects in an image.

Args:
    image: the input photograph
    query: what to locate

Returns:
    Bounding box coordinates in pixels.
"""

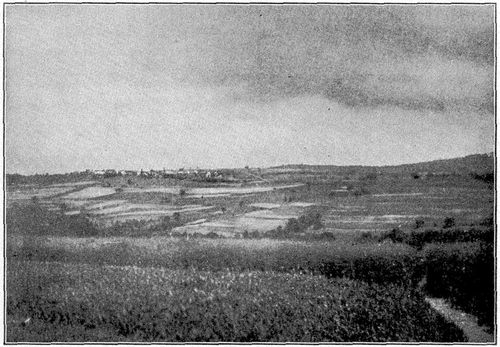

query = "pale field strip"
[440,208,482,213]
[198,222,235,228]
[185,218,208,225]
[122,184,304,196]
[337,205,367,209]
[103,215,181,223]
[172,201,315,235]
[249,203,282,209]
[324,228,381,233]
[63,200,91,207]
[89,204,141,215]
[48,181,98,188]
[84,200,128,210]
[371,193,424,197]
[100,205,215,218]
[123,187,178,194]
[235,217,288,231]
[92,203,208,215]
[62,187,116,199]
[189,194,231,198]
[89,203,203,215]
[328,209,357,212]
[188,184,304,195]
[288,202,316,207]
[173,224,235,235]
[243,210,299,220]
[328,215,429,223]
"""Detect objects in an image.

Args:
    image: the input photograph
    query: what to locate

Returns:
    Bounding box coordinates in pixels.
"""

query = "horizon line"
[5,151,494,176]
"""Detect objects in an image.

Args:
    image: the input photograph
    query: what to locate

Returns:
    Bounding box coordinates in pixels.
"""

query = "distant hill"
[383,153,494,175]
[270,153,494,175]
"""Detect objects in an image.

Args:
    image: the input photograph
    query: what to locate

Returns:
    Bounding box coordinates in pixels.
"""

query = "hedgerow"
[407,227,493,250]
[7,261,465,342]
[423,241,494,330]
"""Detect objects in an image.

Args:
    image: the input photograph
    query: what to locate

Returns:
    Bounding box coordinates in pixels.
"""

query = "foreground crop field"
[7,260,465,342]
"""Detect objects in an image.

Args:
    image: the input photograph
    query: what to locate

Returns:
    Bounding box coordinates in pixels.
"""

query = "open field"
[5,154,495,342]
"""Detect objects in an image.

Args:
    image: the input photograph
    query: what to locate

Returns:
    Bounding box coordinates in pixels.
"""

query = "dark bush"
[442,217,455,229]
[284,212,323,235]
[414,218,425,229]
[380,227,406,243]
[358,231,374,242]
[284,218,301,233]
[314,232,336,240]
[480,214,494,227]
[471,172,494,184]
[353,186,370,196]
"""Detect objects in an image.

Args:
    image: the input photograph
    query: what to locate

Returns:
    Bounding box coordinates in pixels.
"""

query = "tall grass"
[7,260,465,342]
[7,238,422,286]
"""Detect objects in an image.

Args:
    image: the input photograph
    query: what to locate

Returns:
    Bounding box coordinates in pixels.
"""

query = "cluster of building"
[87,168,233,181]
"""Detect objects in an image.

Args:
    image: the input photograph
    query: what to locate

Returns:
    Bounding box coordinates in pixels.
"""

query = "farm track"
[425,297,494,342]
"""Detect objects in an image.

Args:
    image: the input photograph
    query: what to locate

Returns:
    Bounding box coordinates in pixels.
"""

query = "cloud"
[4,4,495,173]
[200,6,494,113]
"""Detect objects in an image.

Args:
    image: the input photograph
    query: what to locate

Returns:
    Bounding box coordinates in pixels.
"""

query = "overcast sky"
[5,4,495,174]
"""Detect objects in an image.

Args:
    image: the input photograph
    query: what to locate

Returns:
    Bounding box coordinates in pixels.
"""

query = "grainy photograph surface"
[4,3,496,343]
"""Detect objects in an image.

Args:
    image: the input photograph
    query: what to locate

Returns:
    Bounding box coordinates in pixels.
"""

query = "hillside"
[271,153,494,176]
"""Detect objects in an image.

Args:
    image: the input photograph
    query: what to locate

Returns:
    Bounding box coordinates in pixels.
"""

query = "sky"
[5,4,495,174]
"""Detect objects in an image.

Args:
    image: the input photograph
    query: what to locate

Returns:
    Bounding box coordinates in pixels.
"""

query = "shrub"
[414,218,425,229]
[380,227,406,243]
[480,214,494,227]
[353,186,370,196]
[283,212,323,235]
[314,232,335,240]
[423,242,494,330]
[284,218,301,234]
[442,217,455,229]
[358,231,374,242]
[471,172,494,184]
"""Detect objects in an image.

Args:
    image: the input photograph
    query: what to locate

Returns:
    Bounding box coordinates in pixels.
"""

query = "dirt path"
[425,297,494,343]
